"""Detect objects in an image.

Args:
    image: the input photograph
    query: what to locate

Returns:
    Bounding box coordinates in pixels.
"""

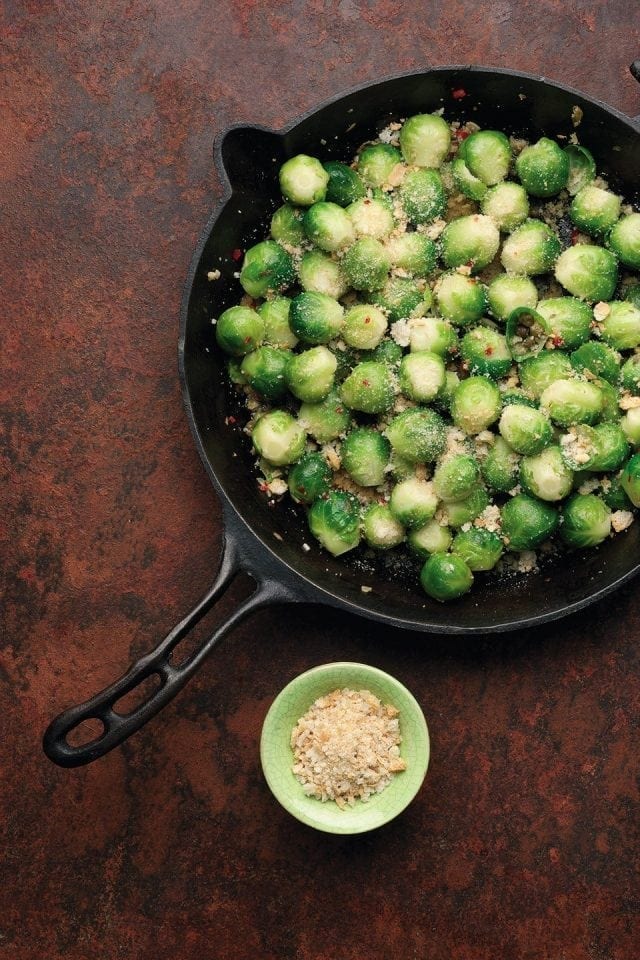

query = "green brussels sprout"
[607,213,640,270]
[341,428,391,486]
[227,358,247,385]
[500,494,558,550]
[451,377,502,435]
[289,292,344,345]
[554,244,618,302]
[357,143,402,186]
[505,307,550,360]
[601,474,633,510]
[434,370,461,413]
[560,494,611,547]
[400,168,447,224]
[452,157,488,201]
[408,519,452,559]
[384,232,437,275]
[343,237,391,292]
[441,214,501,272]
[441,486,490,529]
[598,301,640,350]
[498,404,553,456]
[286,346,337,402]
[480,182,529,232]
[621,354,640,393]
[520,445,574,501]
[270,204,306,246]
[564,144,596,195]
[624,284,640,310]
[501,389,537,408]
[303,201,355,251]
[258,297,298,349]
[420,552,474,601]
[322,161,366,206]
[487,273,538,321]
[458,129,512,185]
[500,219,561,275]
[216,305,265,356]
[540,378,603,427]
[389,477,438,527]
[297,251,349,299]
[621,453,640,506]
[252,410,306,466]
[622,407,640,447]
[570,185,621,237]
[596,378,621,423]
[481,435,520,492]
[339,360,395,413]
[279,154,329,206]
[399,113,451,168]
[370,338,404,365]
[399,351,446,402]
[308,491,361,556]
[568,342,619,387]
[589,422,630,472]
[515,137,569,197]
[298,390,351,442]
[408,316,458,357]
[460,327,512,378]
[239,240,295,298]
[346,197,395,239]
[240,346,290,401]
[518,350,574,399]
[385,408,447,464]
[372,277,429,323]
[536,297,593,350]
[451,527,504,571]
[363,503,405,549]
[434,272,487,326]
[342,304,388,350]
[287,453,333,504]
[433,453,480,502]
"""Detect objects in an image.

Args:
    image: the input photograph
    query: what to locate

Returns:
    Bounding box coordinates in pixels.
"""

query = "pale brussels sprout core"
[441,215,500,272]
[252,411,306,466]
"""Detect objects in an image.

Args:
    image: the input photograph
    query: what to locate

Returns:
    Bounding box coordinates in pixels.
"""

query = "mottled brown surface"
[2,2,640,958]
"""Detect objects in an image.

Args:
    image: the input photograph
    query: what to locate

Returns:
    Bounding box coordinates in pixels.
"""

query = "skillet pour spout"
[43,64,640,767]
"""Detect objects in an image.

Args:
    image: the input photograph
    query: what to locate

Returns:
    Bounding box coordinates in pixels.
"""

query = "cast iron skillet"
[43,64,640,767]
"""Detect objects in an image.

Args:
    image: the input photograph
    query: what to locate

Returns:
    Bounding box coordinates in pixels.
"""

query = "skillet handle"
[42,533,295,767]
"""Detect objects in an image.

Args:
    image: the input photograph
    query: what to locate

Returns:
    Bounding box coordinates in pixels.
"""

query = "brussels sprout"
[240,346,290,401]
[500,219,561,275]
[343,237,391,292]
[434,272,487,326]
[487,274,538,321]
[589,422,630,472]
[518,350,574,399]
[601,474,633,510]
[252,410,306,466]
[433,453,480,502]
[460,327,512,378]
[621,354,640,393]
[372,277,429,323]
[420,552,474,601]
[279,154,329,206]
[607,213,640,270]
[227,358,247,385]
[564,144,596,195]
[500,494,558,550]
[540,378,603,427]
[288,453,333,504]
[515,137,569,197]
[322,161,366,206]
[399,113,451,168]
[357,143,402,186]
[622,407,640,447]
[441,215,501,272]
[596,378,621,423]
[520,445,574,501]
[498,404,553,456]
[624,284,640,309]
[342,304,388,350]
[505,307,550,360]
[451,527,504,571]
[400,168,447,224]
[339,360,395,413]
[621,453,640,506]
[452,157,488,201]
[298,390,351,442]
[216,305,264,356]
[570,185,621,237]
[399,351,446,402]
[451,377,502,435]
[481,435,520,492]
[569,342,619,387]
[297,251,348,299]
[289,292,344,345]
[408,519,452,559]
[341,428,391,486]
[239,240,295,298]
[408,316,458,357]
[434,370,461,413]
[286,346,337,402]
[384,232,437,275]
[501,389,537,408]
[536,297,593,350]
[599,301,640,350]
[346,197,395,239]
[458,129,512,185]
[385,408,447,464]
[441,486,490,529]
[308,491,361,556]
[363,503,405,549]
[389,477,438,527]
[554,244,618,302]
[333,345,358,383]
[270,204,306,246]
[303,201,355,251]
[481,182,529,232]
[370,338,404,365]
[258,297,298,349]
[560,494,611,547]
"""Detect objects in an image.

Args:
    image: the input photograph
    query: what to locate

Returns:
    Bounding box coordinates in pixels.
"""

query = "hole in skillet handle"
[216,125,287,195]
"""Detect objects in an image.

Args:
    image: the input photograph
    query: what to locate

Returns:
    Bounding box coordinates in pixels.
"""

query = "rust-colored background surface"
[2,2,640,958]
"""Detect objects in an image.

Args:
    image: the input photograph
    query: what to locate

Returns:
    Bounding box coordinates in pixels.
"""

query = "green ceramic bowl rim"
[260,661,430,834]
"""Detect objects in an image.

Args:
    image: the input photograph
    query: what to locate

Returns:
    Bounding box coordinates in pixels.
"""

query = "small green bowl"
[260,661,430,834]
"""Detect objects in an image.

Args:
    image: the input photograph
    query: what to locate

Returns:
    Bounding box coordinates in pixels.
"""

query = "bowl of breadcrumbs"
[260,662,429,834]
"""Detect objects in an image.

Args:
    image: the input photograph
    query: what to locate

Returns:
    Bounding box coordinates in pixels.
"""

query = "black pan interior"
[181,67,640,632]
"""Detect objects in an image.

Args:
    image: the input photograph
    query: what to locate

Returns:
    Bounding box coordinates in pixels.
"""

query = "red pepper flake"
[452,88,467,100]
[485,346,494,356]
[336,407,344,413]
[362,379,370,387]
[454,128,470,140]
[231,248,243,261]
[298,485,306,494]
[227,415,236,425]
[258,482,269,493]
[551,334,565,348]
[364,316,371,324]
[571,229,580,245]
[244,336,252,344]
[363,199,371,205]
